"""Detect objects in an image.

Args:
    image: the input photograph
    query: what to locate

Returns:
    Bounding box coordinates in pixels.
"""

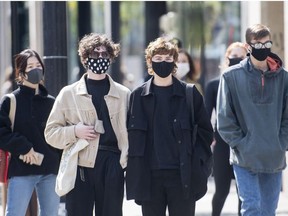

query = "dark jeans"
[66,150,124,216]
[141,169,195,216]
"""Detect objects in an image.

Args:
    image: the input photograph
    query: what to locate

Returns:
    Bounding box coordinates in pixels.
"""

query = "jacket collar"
[243,52,283,75]
[141,76,185,97]
[76,73,120,98]
[19,84,48,97]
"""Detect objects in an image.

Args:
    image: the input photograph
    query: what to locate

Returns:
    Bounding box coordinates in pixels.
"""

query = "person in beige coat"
[45,33,130,216]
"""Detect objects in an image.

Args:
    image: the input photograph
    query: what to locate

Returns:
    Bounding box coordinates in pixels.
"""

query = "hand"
[22,148,38,165]
[75,122,99,140]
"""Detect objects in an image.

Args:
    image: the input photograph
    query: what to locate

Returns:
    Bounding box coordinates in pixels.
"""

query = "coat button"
[180,162,184,166]
[174,119,177,122]
[131,124,134,127]
[178,140,181,144]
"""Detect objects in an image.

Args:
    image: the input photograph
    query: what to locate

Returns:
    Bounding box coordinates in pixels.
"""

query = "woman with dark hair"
[0,49,60,215]
[175,49,203,95]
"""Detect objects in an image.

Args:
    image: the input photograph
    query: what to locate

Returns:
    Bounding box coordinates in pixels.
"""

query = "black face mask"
[251,47,271,61]
[26,68,43,84]
[152,61,175,78]
[86,57,110,74]
[228,57,243,66]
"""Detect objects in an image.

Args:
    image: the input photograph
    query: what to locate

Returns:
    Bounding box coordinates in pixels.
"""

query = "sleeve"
[216,74,244,148]
[44,91,77,150]
[0,96,32,155]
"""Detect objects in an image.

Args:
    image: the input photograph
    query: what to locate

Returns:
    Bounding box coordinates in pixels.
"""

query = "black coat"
[126,77,213,203]
[0,84,61,178]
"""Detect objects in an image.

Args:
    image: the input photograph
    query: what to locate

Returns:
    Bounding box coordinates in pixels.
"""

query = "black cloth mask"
[251,47,271,61]
[26,68,43,84]
[228,57,243,66]
[86,57,110,74]
[152,61,175,78]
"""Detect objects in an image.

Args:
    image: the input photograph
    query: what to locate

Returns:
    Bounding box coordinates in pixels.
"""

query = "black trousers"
[212,131,241,216]
[141,169,195,216]
[65,150,124,216]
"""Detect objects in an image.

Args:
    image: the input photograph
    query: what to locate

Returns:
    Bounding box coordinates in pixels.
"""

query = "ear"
[245,43,251,53]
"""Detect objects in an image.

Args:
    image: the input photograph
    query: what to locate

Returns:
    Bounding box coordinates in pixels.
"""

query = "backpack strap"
[186,84,198,145]
[185,83,195,124]
[6,93,16,131]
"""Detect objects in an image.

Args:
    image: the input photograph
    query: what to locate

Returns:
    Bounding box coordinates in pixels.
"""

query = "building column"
[42,2,68,97]
[0,2,12,94]
[28,1,43,56]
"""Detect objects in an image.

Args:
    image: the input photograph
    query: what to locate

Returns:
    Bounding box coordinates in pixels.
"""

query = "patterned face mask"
[86,57,110,74]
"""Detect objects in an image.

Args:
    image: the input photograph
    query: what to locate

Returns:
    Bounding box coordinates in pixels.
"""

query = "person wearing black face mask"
[45,33,131,216]
[205,42,247,216]
[126,37,213,216]
[217,24,288,215]
[0,49,61,215]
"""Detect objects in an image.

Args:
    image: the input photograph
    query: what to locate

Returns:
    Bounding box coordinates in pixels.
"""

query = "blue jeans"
[233,165,282,216]
[6,174,60,216]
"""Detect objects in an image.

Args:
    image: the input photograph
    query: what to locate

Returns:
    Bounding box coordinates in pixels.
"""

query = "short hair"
[78,33,120,69]
[145,37,178,75]
[14,49,44,83]
[245,24,271,43]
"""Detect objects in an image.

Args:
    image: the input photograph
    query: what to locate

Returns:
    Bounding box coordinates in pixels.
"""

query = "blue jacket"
[217,53,288,173]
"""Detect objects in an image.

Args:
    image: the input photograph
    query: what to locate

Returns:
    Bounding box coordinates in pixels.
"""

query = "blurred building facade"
[1,0,288,192]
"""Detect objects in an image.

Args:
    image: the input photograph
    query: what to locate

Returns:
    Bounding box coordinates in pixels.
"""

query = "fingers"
[23,153,38,165]
[75,124,100,140]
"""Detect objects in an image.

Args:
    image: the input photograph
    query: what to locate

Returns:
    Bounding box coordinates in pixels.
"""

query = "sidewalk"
[123,176,288,216]
[1,176,288,215]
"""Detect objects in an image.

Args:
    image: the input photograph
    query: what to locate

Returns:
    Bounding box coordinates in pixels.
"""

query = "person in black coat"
[126,37,213,216]
[0,49,60,215]
[205,42,247,216]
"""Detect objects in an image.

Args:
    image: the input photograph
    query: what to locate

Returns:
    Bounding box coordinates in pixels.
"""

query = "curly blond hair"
[78,33,120,69]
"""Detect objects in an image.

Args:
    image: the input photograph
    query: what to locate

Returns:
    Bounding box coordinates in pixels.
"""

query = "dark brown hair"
[178,49,196,81]
[78,33,120,69]
[14,49,44,83]
[245,24,271,43]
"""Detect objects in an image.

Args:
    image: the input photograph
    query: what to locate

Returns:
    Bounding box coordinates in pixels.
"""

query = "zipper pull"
[261,74,264,87]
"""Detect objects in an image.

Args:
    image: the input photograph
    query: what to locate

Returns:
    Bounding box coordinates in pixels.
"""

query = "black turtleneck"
[86,77,118,150]
[0,84,61,178]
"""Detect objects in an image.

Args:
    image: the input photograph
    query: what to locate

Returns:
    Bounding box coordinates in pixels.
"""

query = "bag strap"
[186,84,198,145]
[6,93,16,131]
[186,83,195,124]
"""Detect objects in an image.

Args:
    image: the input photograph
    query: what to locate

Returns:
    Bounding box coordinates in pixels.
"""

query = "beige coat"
[45,74,131,168]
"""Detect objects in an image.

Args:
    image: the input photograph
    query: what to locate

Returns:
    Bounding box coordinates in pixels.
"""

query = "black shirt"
[151,84,179,169]
[86,77,118,150]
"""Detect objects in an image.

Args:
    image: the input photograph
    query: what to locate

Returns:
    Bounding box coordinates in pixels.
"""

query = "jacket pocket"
[128,120,147,156]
